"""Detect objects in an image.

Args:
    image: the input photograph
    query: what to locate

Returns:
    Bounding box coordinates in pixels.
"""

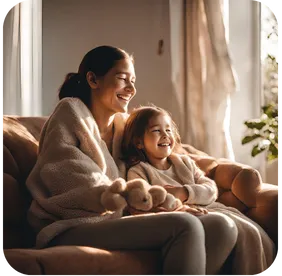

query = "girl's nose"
[161,131,168,138]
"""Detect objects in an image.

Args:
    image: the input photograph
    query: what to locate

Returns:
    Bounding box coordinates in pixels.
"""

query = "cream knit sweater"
[26,98,127,248]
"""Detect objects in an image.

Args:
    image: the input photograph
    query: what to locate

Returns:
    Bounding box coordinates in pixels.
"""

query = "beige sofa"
[3,115,278,274]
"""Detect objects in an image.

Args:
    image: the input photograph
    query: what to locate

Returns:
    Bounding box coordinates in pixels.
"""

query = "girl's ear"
[137,143,143,149]
[136,140,144,149]
[86,71,99,89]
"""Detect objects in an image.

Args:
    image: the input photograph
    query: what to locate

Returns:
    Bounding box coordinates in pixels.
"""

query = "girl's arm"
[127,166,206,215]
[182,156,218,205]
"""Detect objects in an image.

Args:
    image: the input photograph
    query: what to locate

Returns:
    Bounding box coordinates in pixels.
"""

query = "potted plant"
[242,102,278,161]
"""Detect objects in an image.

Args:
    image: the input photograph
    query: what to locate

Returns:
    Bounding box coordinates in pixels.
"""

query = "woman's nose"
[125,82,136,94]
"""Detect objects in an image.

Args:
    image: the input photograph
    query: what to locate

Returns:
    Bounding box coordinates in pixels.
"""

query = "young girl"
[122,105,217,208]
[121,105,275,275]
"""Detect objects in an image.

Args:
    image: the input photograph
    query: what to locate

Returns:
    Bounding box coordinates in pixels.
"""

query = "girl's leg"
[49,212,206,275]
[198,212,238,274]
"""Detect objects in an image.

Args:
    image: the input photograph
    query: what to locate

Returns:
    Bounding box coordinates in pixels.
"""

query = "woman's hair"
[121,105,181,168]
[58,45,133,107]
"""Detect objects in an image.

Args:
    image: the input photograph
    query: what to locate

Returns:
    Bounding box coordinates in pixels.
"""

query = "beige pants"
[49,212,238,275]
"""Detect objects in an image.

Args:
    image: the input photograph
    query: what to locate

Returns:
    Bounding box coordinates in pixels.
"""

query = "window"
[261,5,278,106]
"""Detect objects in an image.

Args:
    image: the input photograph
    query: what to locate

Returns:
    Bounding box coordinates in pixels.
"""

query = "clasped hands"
[128,184,208,216]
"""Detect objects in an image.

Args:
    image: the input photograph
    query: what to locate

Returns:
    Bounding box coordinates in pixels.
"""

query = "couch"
[3,115,278,274]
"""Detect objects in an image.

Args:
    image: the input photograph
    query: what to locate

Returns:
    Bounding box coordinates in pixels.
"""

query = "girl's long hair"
[121,105,181,168]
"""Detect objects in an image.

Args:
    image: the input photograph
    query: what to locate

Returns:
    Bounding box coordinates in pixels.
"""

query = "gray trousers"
[49,212,238,275]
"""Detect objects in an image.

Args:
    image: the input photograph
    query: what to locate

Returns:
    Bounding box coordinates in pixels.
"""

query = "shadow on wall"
[265,160,278,185]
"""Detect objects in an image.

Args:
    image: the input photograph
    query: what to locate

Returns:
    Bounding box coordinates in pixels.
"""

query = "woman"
[26,45,238,274]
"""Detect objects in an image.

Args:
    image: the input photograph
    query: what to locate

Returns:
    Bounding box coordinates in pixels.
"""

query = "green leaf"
[251,144,267,157]
[244,120,266,130]
[267,153,277,161]
[242,134,261,144]
[262,104,278,118]
[269,143,278,156]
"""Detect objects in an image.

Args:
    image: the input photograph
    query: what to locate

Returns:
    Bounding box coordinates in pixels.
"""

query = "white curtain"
[184,0,237,159]
[3,0,42,116]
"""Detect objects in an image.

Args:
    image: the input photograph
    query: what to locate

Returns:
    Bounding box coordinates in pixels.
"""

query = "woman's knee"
[165,213,205,235]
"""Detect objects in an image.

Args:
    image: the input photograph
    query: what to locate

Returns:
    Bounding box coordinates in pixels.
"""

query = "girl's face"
[92,58,136,114]
[141,113,175,164]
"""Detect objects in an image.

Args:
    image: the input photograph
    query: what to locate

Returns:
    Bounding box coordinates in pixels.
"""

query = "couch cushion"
[1,116,43,182]
[3,116,47,249]
[0,226,24,249]
[0,173,25,225]
[4,246,161,275]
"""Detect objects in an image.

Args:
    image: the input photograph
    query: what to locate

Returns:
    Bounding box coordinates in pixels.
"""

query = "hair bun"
[65,72,80,83]
[59,72,82,100]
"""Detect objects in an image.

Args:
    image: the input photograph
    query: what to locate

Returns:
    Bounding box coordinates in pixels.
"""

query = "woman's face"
[92,58,136,114]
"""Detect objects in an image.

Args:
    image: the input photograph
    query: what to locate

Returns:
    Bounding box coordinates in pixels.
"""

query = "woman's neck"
[90,101,115,136]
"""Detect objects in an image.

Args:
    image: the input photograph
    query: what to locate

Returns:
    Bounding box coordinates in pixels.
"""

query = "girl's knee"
[201,213,238,243]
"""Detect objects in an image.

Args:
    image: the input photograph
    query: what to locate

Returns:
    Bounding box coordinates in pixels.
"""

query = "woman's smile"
[117,93,132,102]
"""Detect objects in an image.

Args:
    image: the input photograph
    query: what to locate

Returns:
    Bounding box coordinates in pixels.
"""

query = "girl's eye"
[166,129,171,132]
[118,78,126,81]
[152,129,160,133]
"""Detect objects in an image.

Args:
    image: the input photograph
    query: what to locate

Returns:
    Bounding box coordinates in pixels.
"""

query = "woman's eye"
[166,129,171,132]
[152,130,160,133]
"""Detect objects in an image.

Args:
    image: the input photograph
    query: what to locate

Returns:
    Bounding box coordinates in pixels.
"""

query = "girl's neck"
[148,157,171,170]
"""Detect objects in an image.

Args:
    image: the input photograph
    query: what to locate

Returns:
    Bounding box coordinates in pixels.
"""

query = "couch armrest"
[245,183,278,246]
[212,161,262,208]
[211,161,278,245]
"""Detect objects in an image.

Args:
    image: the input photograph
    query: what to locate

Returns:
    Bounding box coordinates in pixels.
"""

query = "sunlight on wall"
[261,5,278,60]
[20,0,42,116]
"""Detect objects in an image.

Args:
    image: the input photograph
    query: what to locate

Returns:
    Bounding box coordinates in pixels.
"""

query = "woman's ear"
[86,71,98,89]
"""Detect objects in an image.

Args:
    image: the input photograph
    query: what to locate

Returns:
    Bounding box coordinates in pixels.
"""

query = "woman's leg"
[49,212,206,275]
[198,212,238,274]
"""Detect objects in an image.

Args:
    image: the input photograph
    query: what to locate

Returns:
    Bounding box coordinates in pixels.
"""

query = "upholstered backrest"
[3,116,47,249]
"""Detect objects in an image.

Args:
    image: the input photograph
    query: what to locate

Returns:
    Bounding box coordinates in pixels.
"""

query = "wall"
[42,0,276,183]
[42,0,184,135]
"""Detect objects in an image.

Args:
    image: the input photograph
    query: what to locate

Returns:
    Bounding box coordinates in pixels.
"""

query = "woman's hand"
[164,185,189,202]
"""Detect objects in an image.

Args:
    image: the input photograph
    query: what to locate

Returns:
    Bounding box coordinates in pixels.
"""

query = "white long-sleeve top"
[127,153,218,205]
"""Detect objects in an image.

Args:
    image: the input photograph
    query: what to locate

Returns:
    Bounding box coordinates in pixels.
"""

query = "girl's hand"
[175,204,208,216]
[164,185,189,202]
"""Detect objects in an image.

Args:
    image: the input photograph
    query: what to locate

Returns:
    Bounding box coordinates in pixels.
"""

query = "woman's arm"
[27,98,119,219]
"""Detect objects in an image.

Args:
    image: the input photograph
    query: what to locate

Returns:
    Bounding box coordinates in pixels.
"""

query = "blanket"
[26,98,128,248]
[127,153,275,274]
